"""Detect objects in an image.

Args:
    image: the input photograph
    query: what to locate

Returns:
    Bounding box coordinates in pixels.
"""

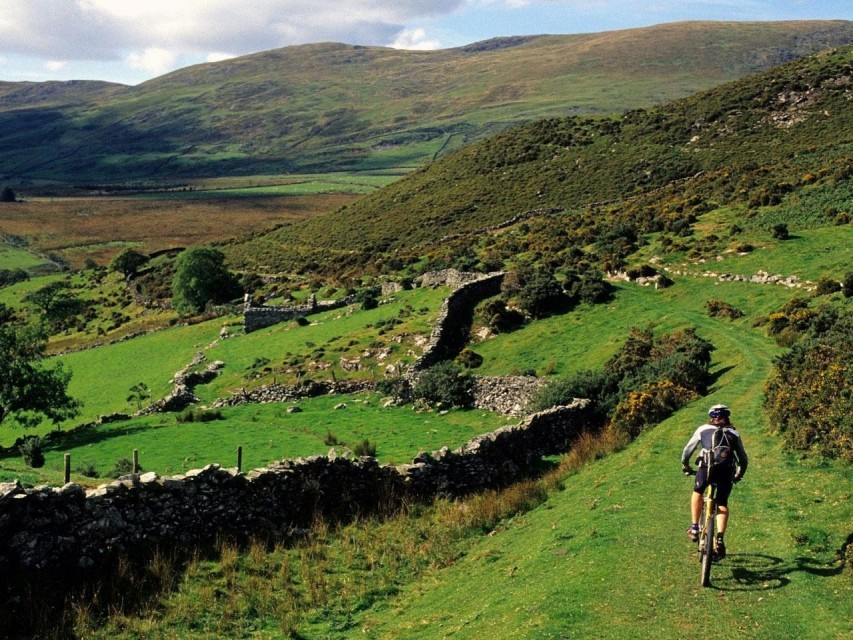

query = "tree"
[23,281,85,328]
[171,247,240,315]
[127,382,151,412]
[110,248,149,278]
[0,323,80,428]
[0,186,16,203]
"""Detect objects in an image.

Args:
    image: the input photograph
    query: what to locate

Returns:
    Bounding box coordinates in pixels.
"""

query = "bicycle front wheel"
[699,504,714,587]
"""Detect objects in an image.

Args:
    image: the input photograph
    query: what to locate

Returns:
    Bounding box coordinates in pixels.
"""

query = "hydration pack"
[709,426,736,467]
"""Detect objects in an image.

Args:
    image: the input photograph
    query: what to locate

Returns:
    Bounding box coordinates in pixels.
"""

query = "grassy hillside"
[3,21,853,182]
[52,273,851,639]
[224,43,853,281]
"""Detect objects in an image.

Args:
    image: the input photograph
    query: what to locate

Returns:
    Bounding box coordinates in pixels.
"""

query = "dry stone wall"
[408,270,505,376]
[243,294,354,333]
[0,401,589,581]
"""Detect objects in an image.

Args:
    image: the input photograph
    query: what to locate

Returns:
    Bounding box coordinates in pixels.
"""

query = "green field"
[60,265,850,640]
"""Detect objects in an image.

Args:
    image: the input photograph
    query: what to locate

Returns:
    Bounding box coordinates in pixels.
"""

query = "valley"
[0,22,851,640]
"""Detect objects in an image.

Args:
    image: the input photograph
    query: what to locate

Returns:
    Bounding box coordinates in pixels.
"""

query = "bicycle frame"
[697,482,717,587]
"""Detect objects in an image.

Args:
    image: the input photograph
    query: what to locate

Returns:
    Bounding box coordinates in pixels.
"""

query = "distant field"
[0,242,49,271]
[0,186,364,269]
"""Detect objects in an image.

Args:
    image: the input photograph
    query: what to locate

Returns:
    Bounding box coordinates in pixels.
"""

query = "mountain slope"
[224,43,853,277]
[3,20,853,182]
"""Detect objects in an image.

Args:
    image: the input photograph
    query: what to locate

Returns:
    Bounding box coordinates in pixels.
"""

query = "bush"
[353,439,377,457]
[764,305,852,462]
[19,435,45,468]
[502,267,569,319]
[844,272,853,298]
[611,380,699,438]
[176,409,224,423]
[813,277,841,297]
[706,299,745,319]
[455,348,484,369]
[76,463,100,478]
[412,361,473,408]
[109,457,140,478]
[771,223,790,240]
[480,298,525,333]
[531,326,714,432]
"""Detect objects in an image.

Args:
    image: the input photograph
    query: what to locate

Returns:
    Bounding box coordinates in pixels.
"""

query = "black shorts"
[693,464,735,507]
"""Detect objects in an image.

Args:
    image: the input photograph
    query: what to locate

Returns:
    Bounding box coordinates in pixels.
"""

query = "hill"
[0,34,850,639]
[3,20,853,183]
[224,42,853,280]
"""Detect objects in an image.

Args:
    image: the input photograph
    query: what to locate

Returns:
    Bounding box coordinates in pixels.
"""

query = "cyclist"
[680,404,748,559]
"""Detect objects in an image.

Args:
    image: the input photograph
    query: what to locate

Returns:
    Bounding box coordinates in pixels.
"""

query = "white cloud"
[127,48,178,74]
[0,1,465,60]
[206,52,238,63]
[389,28,442,50]
[45,60,69,72]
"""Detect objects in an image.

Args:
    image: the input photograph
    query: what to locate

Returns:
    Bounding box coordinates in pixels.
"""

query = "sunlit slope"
[358,279,852,640]
[224,42,853,276]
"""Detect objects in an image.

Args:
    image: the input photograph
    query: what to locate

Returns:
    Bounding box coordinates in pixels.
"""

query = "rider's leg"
[716,505,729,534]
[691,490,702,524]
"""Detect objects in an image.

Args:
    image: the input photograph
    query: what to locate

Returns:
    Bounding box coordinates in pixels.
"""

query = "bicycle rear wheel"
[699,499,714,587]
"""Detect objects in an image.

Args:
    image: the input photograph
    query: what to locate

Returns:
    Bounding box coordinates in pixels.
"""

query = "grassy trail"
[357,292,852,639]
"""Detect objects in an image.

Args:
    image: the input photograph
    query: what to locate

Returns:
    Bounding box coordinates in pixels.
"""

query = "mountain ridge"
[3,20,853,182]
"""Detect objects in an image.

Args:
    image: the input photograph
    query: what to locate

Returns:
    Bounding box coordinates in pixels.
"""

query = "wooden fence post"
[133,449,139,474]
[237,446,243,473]
[64,453,71,484]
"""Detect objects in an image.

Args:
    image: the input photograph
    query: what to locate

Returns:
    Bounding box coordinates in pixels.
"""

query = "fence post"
[237,446,243,473]
[133,449,139,474]
[64,453,71,484]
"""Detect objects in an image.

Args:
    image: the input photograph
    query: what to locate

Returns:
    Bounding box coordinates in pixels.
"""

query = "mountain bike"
[697,480,718,587]
[687,469,719,587]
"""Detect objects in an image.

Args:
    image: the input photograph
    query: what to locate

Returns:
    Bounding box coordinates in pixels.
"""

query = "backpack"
[709,426,736,467]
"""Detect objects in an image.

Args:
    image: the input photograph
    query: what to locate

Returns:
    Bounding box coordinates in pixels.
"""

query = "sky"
[1,1,852,86]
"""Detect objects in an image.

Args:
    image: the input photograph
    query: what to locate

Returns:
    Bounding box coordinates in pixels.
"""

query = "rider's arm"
[734,436,748,477]
[680,428,702,466]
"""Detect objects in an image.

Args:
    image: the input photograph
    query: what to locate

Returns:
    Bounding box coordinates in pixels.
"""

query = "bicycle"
[686,469,719,587]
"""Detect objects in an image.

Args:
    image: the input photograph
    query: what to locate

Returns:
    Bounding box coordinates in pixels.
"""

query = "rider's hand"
[682,463,693,475]
[733,473,743,483]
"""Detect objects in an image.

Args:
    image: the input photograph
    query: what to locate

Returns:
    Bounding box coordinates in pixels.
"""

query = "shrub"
[324,431,342,446]
[706,299,745,320]
[531,326,714,432]
[844,272,853,298]
[176,409,224,423]
[76,463,100,478]
[480,298,525,333]
[764,305,852,462]
[813,277,841,297]
[611,380,699,438]
[109,457,140,478]
[19,435,45,468]
[502,266,569,319]
[771,223,790,240]
[455,348,484,369]
[353,439,377,457]
[412,361,473,408]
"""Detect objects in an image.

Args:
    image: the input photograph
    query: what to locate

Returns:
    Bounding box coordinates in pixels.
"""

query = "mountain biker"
[680,404,748,559]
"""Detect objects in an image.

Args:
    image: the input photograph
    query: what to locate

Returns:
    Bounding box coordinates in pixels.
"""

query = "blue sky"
[2,1,852,86]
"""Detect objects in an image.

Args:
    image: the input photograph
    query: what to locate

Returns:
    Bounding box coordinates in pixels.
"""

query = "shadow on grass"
[706,551,848,591]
